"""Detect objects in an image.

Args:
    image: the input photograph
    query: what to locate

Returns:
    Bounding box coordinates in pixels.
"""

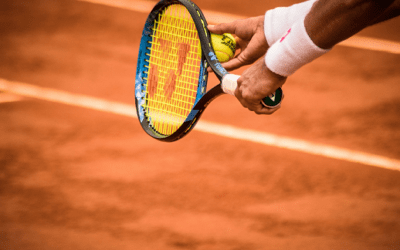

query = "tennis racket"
[135,0,283,142]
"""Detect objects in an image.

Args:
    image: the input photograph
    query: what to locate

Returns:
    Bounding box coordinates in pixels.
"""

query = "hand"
[235,56,287,115]
[208,16,269,71]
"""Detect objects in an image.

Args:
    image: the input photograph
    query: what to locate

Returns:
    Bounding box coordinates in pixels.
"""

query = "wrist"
[256,15,270,50]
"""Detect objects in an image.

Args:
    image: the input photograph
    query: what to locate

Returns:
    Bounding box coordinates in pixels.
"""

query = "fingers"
[208,23,237,35]
[234,82,281,115]
[209,33,267,71]
[237,32,268,61]
[235,89,281,115]
[220,45,266,71]
[206,57,250,72]
[240,100,281,115]
[221,57,248,71]
[208,17,260,39]
[233,61,287,115]
[207,60,242,72]
[235,37,243,51]
[207,37,247,72]
[253,105,281,115]
[217,37,264,71]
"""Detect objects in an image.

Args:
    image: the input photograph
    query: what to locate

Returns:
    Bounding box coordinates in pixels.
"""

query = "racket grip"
[221,74,283,108]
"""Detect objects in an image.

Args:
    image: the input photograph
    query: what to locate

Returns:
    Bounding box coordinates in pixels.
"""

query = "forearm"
[264,0,398,77]
[234,0,399,114]
[368,0,400,25]
[305,0,396,49]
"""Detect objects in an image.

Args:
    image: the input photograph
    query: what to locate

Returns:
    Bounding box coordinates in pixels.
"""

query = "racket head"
[135,0,210,141]
[136,0,282,142]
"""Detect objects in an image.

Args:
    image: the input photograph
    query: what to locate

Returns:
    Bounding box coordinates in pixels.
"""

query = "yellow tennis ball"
[211,33,236,63]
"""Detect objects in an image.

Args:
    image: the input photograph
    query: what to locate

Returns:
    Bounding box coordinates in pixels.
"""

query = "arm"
[211,0,400,114]
[369,0,400,24]
[244,0,398,114]
[210,0,400,71]
[265,0,397,77]
[208,0,318,71]
[305,0,397,49]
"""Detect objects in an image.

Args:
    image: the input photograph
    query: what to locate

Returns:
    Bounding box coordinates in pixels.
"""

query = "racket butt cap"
[261,87,283,108]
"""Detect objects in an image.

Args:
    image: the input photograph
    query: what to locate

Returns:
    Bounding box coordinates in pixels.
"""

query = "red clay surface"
[1,0,400,249]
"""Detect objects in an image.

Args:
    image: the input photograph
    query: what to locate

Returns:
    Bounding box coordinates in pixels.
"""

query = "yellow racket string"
[143,4,201,135]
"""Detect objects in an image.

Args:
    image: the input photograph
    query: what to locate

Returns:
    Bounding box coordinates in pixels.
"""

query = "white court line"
[339,36,400,55]
[0,92,24,103]
[1,78,400,171]
[78,0,400,55]
[0,79,136,117]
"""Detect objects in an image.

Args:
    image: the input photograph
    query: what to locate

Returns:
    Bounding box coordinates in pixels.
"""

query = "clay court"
[1,0,400,249]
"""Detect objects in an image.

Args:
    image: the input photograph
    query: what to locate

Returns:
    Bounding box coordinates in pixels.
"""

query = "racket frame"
[136,0,228,142]
[135,0,281,142]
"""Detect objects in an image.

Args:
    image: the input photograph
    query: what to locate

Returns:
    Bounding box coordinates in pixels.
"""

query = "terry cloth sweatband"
[264,0,317,46]
[265,17,330,77]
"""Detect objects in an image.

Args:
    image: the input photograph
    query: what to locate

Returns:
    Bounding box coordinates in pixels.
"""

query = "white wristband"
[265,18,330,77]
[264,0,317,46]
[221,74,240,96]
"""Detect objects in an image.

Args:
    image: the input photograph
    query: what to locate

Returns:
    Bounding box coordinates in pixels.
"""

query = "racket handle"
[221,74,283,108]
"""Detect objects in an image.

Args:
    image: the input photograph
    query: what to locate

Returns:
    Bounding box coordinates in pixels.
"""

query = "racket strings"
[143,4,201,135]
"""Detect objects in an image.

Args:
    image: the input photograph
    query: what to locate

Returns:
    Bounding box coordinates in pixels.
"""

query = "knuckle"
[234,88,242,99]
[237,55,252,65]
[241,91,252,101]
[266,107,279,114]
[239,100,248,109]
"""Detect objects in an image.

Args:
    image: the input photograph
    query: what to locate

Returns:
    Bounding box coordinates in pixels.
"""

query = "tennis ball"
[211,33,236,63]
